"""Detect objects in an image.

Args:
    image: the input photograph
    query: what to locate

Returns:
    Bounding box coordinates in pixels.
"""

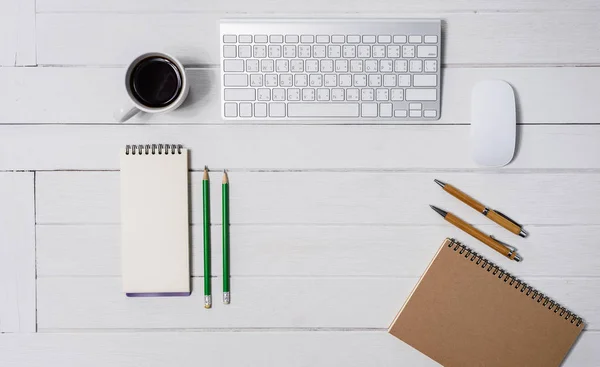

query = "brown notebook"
[389,238,584,367]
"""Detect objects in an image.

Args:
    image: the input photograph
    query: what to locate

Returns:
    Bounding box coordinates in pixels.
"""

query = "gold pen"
[430,205,522,262]
[434,179,528,238]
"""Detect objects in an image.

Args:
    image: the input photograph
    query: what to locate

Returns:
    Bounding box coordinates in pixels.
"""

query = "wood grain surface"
[1,0,599,365]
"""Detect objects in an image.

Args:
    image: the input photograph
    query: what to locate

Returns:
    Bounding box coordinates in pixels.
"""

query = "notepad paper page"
[120,149,190,296]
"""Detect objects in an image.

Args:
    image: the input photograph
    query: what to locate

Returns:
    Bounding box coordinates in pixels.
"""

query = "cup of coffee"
[114,52,189,122]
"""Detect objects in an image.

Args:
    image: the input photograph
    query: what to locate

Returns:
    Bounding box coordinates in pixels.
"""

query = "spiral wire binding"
[125,144,183,155]
[447,238,583,327]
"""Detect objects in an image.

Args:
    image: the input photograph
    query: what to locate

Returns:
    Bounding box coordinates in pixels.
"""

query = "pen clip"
[494,210,522,228]
[490,235,516,252]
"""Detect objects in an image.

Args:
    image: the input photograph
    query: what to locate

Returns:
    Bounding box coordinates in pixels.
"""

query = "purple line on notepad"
[126,292,191,297]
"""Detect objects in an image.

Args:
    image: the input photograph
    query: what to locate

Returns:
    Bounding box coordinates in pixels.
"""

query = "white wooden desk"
[1,0,600,365]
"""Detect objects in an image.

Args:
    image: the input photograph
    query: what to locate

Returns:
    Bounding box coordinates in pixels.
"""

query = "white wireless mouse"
[471,80,516,167]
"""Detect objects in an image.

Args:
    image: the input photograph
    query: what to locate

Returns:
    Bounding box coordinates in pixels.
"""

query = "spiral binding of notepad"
[125,144,184,155]
[447,238,583,327]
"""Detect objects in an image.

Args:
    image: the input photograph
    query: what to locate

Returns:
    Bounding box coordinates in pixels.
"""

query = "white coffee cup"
[114,52,190,122]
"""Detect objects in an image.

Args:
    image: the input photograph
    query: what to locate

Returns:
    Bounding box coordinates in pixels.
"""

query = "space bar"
[287,103,359,117]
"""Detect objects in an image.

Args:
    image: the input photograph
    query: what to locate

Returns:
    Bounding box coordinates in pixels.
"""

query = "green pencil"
[222,171,230,304]
[202,166,212,309]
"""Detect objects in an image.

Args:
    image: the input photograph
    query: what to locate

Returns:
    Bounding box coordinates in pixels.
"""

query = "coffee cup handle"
[114,105,140,122]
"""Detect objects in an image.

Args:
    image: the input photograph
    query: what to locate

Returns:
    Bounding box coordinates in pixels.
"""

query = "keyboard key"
[223,35,237,43]
[394,59,408,72]
[255,35,268,43]
[302,88,315,101]
[283,45,296,58]
[265,74,278,86]
[380,59,393,72]
[354,74,367,87]
[393,35,407,43]
[350,60,363,72]
[288,88,301,101]
[294,74,308,87]
[239,102,252,117]
[343,45,356,58]
[223,59,244,72]
[363,35,376,43]
[378,35,391,43]
[368,75,382,87]
[380,103,392,117]
[357,45,371,58]
[291,60,304,72]
[286,35,299,43]
[223,45,236,58]
[424,35,438,44]
[424,60,437,72]
[332,88,345,101]
[405,88,437,101]
[313,45,326,58]
[394,109,407,117]
[250,74,263,87]
[224,74,248,87]
[402,45,415,58]
[320,59,334,72]
[272,88,286,101]
[280,74,293,87]
[246,59,259,72]
[391,89,404,101]
[417,45,438,58]
[383,74,396,87]
[255,103,267,117]
[276,59,289,72]
[398,74,411,87]
[299,45,311,58]
[347,35,361,43]
[238,45,252,58]
[408,35,422,44]
[376,89,389,101]
[373,45,386,58]
[424,110,438,117]
[270,35,284,43]
[288,103,359,117]
[239,35,252,43]
[317,88,330,101]
[335,59,348,72]
[316,35,330,43]
[269,103,286,117]
[257,88,271,101]
[268,45,281,58]
[306,60,318,72]
[324,74,337,87]
[254,45,266,58]
[361,103,378,117]
[339,74,352,87]
[387,45,400,58]
[261,59,274,72]
[409,103,422,110]
[362,89,374,101]
[328,45,341,58]
[365,60,378,72]
[413,74,437,87]
[346,89,359,101]
[300,35,314,43]
[332,35,345,43]
[409,59,423,72]
[224,88,255,101]
[410,109,422,117]
[224,103,237,117]
[309,74,323,87]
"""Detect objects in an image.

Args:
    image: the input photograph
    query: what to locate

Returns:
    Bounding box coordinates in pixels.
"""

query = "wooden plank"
[36,276,597,329]
[15,0,36,65]
[2,67,600,124]
[1,331,598,366]
[35,0,600,13]
[36,224,600,277]
[0,173,36,332]
[36,171,600,226]
[36,13,600,66]
[0,0,18,66]
[3,125,600,171]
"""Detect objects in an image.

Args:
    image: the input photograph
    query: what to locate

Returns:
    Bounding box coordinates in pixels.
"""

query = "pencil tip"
[429,205,447,217]
[222,170,229,184]
[434,179,445,188]
[203,166,209,180]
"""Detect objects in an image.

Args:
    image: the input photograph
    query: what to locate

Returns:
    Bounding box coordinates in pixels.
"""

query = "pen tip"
[434,179,445,188]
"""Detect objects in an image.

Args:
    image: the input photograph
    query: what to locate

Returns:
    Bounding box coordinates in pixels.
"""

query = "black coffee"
[130,57,183,108]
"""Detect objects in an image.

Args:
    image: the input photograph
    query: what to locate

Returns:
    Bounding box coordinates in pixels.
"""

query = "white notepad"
[120,144,190,296]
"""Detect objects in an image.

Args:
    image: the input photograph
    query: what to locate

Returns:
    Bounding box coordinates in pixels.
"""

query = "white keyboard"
[220,19,441,120]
